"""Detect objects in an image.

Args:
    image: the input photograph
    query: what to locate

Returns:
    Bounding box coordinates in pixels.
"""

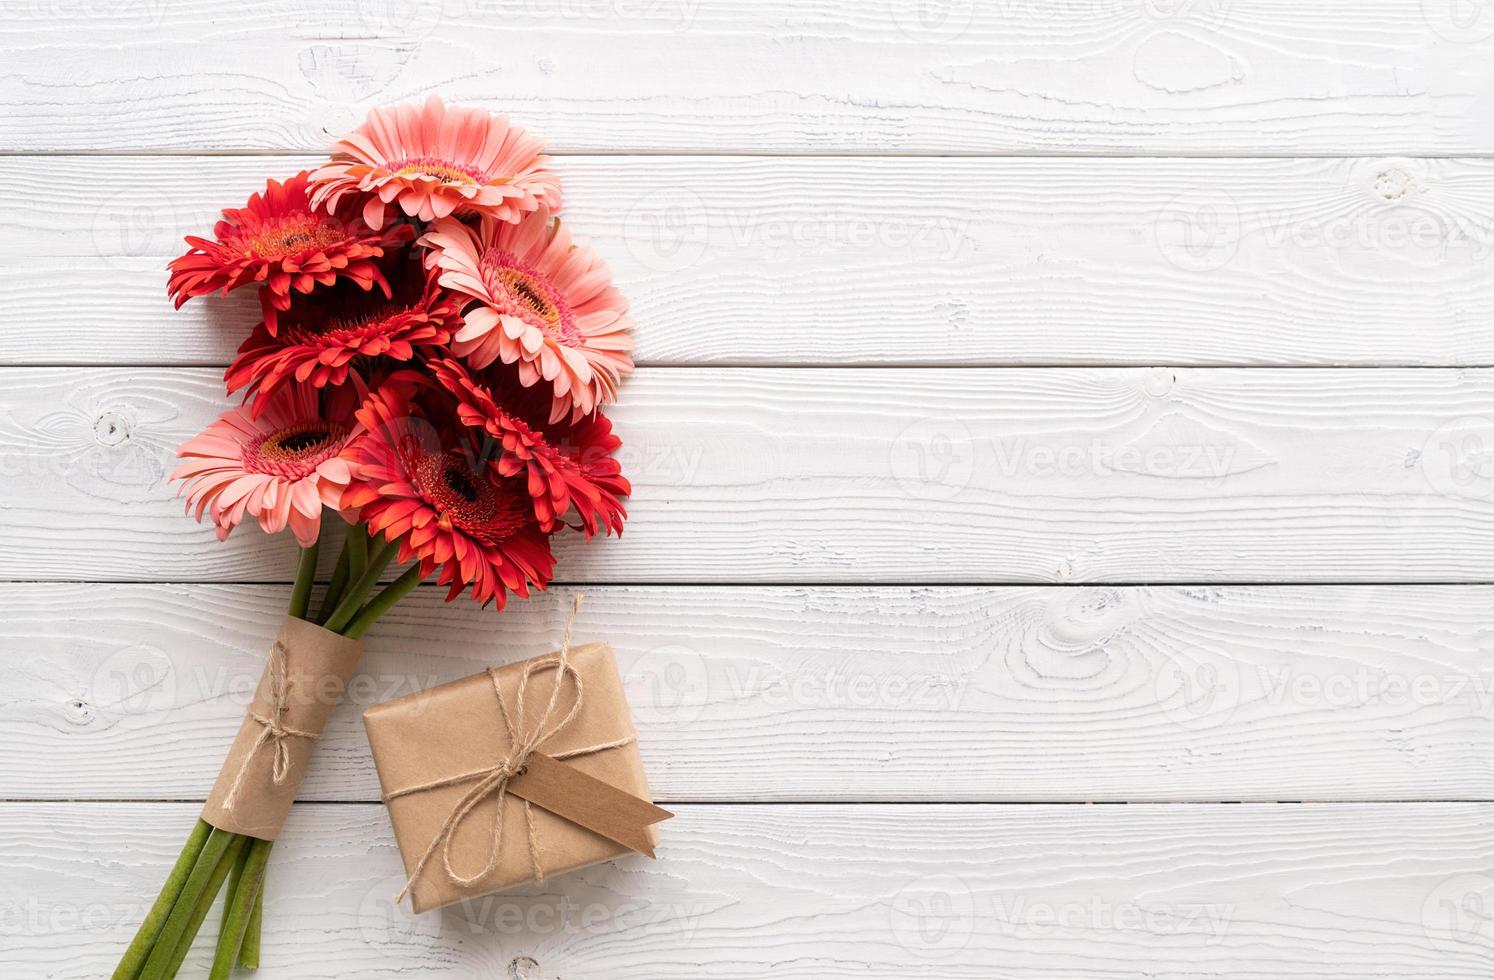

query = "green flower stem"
[347,522,369,580]
[137,828,233,977]
[210,837,272,979]
[316,537,353,625]
[287,543,320,620]
[217,842,250,937]
[343,564,426,639]
[139,829,242,980]
[321,537,397,634]
[155,833,248,980]
[206,842,250,975]
[239,849,269,970]
[111,818,213,980]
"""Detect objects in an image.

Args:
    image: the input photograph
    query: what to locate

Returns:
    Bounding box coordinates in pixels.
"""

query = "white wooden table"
[3,2,1494,976]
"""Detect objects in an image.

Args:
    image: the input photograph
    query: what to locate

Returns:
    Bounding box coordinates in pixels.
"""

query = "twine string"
[386,596,637,903]
[220,637,321,811]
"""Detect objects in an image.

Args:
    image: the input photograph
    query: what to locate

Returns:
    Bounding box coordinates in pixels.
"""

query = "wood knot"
[1143,368,1177,397]
[63,697,96,726]
[509,956,542,980]
[93,411,131,447]
[1373,168,1413,202]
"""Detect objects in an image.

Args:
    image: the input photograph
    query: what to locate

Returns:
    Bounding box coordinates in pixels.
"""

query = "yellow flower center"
[497,268,560,326]
[244,214,345,260]
[390,156,487,185]
[481,250,580,344]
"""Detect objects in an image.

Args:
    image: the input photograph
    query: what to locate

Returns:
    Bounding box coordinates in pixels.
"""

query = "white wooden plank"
[1,366,1493,583]
[9,155,1494,367]
[6,583,1494,803]
[4,801,1490,978]
[3,1,1493,154]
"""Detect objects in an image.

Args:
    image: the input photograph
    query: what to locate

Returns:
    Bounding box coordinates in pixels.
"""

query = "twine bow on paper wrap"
[371,597,673,907]
[201,617,366,840]
[220,637,318,811]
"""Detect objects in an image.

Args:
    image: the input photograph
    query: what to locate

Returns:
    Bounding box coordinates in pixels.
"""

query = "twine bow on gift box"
[220,637,321,812]
[385,597,672,903]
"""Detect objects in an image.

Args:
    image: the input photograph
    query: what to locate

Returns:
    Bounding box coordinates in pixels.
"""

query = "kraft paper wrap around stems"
[364,642,666,914]
[201,616,365,840]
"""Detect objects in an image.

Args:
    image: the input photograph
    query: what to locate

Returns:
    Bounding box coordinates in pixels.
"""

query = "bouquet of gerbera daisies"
[112,96,633,979]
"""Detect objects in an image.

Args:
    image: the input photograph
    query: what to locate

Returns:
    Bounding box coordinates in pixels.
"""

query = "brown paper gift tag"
[201,616,365,840]
[363,642,664,913]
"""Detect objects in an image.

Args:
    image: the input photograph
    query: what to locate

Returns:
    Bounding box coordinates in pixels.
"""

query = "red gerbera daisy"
[226,263,463,413]
[167,171,404,334]
[429,358,629,537]
[343,381,556,607]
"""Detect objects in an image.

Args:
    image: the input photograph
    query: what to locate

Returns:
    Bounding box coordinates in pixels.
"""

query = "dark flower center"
[480,250,579,344]
[443,466,480,502]
[288,300,413,345]
[413,450,528,544]
[276,272,442,351]
[244,421,346,477]
[277,429,332,454]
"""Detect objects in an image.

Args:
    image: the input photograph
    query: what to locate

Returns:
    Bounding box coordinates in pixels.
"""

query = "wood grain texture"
[5,801,1492,978]
[5,2,1493,977]
[0,366,1491,583]
[6,583,1494,803]
[9,154,1494,367]
[3,1,1493,155]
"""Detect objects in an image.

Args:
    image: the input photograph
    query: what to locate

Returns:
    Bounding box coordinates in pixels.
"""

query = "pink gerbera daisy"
[172,386,361,547]
[343,381,556,607]
[225,263,463,413]
[309,96,562,230]
[167,171,399,335]
[430,358,629,537]
[420,211,634,423]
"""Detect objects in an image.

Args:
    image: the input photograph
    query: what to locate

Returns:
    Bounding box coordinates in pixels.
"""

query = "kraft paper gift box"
[363,642,670,913]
